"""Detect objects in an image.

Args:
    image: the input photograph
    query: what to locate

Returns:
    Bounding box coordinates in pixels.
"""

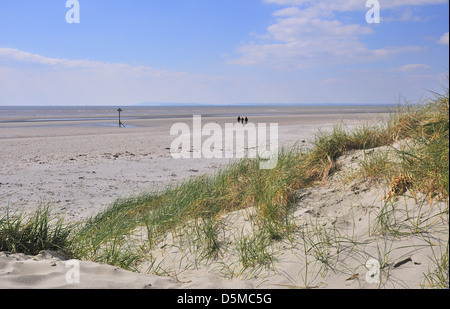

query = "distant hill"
[135,102,215,107]
[135,102,394,107]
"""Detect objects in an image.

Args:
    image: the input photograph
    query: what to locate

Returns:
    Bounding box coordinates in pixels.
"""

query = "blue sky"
[0,0,448,106]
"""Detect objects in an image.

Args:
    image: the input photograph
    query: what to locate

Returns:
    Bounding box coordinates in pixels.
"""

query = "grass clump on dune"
[400,89,449,199]
[0,206,72,256]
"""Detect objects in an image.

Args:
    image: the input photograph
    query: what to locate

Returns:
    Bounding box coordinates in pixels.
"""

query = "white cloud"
[390,63,431,72]
[264,0,448,10]
[230,5,375,69]
[438,32,449,44]
[230,0,444,70]
[0,48,183,77]
[0,48,92,67]
[382,7,430,22]
[380,0,448,8]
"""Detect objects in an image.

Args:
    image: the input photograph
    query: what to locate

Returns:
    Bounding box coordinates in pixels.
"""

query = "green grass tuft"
[0,206,73,256]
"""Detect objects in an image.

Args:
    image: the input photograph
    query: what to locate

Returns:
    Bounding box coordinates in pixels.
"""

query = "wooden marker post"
[117,108,125,128]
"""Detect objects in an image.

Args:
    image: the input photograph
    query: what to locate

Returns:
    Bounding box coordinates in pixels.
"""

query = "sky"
[0,0,448,106]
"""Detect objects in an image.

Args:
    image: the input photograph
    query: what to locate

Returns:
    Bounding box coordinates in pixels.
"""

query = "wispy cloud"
[0,48,96,68]
[382,7,432,22]
[264,0,448,10]
[0,46,444,106]
[389,63,431,72]
[0,48,238,106]
[438,32,449,44]
[0,48,185,77]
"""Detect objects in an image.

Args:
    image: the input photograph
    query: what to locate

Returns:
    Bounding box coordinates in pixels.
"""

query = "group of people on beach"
[237,116,249,124]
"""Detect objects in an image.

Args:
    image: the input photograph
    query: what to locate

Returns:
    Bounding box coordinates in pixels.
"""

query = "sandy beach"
[1,106,447,289]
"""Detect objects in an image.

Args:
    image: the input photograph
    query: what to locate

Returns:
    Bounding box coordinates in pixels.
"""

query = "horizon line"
[0,102,399,108]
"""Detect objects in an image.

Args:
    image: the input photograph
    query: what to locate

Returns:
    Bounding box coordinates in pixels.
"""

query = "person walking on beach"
[245,117,248,124]
[237,116,241,123]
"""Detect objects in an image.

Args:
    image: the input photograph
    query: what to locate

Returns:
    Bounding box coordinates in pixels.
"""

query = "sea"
[0,104,396,128]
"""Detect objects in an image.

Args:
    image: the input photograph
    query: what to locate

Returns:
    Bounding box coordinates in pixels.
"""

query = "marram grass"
[0,205,73,256]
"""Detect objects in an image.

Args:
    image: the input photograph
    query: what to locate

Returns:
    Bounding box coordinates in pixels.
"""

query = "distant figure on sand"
[245,117,248,124]
[237,116,241,123]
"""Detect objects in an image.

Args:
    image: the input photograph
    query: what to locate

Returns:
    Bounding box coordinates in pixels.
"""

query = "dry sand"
[2,110,446,289]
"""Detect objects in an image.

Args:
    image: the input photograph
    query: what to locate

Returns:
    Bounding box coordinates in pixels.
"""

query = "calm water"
[0,105,395,127]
